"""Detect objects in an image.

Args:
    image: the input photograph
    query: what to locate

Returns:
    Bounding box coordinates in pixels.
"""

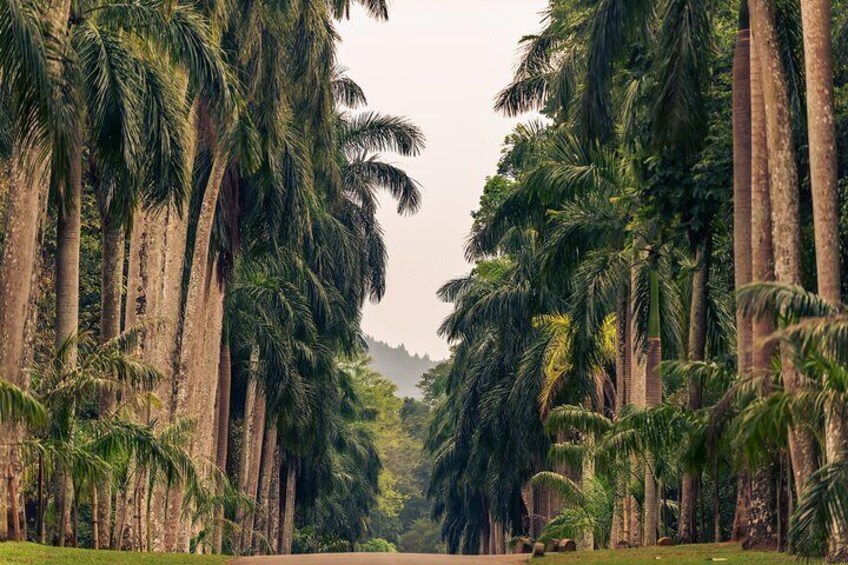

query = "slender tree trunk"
[37,453,45,543]
[96,212,124,548]
[242,390,267,551]
[799,0,847,558]
[628,269,642,547]
[91,486,99,550]
[643,269,662,546]
[233,375,258,553]
[743,34,779,551]
[54,142,82,547]
[213,341,232,554]
[730,9,754,543]
[749,0,818,501]
[680,242,711,543]
[611,292,628,547]
[281,459,297,555]
[253,419,277,554]
[268,447,281,554]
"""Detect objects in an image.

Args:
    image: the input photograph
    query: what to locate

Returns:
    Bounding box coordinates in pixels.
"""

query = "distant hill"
[365,336,438,398]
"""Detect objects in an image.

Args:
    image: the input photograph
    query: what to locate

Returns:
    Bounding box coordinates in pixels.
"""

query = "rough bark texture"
[281,459,297,555]
[167,145,228,550]
[643,270,662,546]
[749,0,818,502]
[799,0,846,559]
[744,33,780,551]
[213,342,232,554]
[268,446,282,554]
[0,148,52,541]
[242,391,267,550]
[233,376,259,552]
[253,419,277,554]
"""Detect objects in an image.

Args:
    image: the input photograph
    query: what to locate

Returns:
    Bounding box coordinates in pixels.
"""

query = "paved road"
[233,553,529,565]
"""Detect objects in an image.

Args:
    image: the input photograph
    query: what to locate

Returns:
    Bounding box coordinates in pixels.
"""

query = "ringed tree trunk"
[749,0,818,502]
[280,458,298,555]
[728,9,754,545]
[643,269,662,546]
[799,0,846,558]
[743,33,779,551]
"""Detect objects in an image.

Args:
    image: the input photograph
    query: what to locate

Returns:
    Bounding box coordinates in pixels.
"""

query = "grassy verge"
[0,542,228,565]
[537,542,821,564]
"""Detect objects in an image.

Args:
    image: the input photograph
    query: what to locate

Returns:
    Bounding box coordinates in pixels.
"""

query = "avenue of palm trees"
[1,0,848,563]
[0,0,424,556]
[425,0,848,561]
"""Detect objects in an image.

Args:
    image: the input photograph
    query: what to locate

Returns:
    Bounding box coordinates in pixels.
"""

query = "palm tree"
[748,0,817,504]
[798,0,845,558]
[744,31,780,551]
[738,282,848,557]
[725,2,752,547]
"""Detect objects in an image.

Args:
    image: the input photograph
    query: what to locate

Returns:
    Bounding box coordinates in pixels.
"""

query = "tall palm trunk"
[680,241,712,543]
[628,269,642,546]
[729,9,754,545]
[254,420,277,554]
[280,459,297,555]
[749,0,818,501]
[242,390,267,550]
[643,269,662,546]
[95,210,124,548]
[0,146,50,541]
[213,341,232,554]
[233,376,257,553]
[168,145,228,550]
[268,447,282,554]
[744,34,779,551]
[54,147,82,548]
[611,291,629,547]
[799,0,846,558]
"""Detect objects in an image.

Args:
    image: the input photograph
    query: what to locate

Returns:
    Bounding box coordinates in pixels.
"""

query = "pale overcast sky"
[337,0,547,360]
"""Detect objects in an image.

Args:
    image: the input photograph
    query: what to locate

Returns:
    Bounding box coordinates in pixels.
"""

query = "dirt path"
[232,553,529,565]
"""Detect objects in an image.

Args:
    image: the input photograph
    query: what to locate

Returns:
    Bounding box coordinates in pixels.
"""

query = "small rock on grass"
[532,542,545,557]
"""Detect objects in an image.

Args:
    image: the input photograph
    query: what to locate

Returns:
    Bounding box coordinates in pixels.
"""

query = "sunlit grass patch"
[0,542,228,565]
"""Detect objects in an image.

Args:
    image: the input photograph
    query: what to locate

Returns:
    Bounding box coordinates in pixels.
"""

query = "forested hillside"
[365,337,438,398]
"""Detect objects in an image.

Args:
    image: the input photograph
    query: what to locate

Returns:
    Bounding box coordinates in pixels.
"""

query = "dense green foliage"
[424,0,848,559]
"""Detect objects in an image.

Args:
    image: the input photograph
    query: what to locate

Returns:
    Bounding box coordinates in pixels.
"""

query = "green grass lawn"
[537,542,821,564]
[0,542,228,565]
